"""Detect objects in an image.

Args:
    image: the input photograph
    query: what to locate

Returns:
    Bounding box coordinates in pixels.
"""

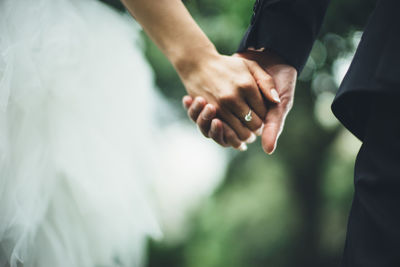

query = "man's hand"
[183,50,297,154]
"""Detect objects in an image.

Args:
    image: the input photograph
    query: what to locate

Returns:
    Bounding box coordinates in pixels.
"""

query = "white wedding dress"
[0,0,201,266]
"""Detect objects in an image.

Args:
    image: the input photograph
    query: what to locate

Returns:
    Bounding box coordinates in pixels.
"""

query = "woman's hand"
[175,52,279,142]
[183,50,297,154]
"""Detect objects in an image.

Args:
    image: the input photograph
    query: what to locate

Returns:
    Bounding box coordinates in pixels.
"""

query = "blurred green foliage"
[142,1,377,266]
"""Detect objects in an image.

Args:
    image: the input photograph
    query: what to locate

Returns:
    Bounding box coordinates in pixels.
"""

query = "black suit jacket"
[239,0,400,141]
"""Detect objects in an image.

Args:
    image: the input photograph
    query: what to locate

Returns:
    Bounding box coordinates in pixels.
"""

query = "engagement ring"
[245,110,253,122]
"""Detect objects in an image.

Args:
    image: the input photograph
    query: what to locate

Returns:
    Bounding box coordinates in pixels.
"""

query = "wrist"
[171,43,220,77]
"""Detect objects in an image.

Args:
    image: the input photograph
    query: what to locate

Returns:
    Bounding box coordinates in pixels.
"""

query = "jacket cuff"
[238,0,329,74]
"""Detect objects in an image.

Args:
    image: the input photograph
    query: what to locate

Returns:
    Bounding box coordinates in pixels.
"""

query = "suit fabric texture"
[239,0,400,265]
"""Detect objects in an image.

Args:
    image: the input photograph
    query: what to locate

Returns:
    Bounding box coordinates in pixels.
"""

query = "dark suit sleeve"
[238,0,330,73]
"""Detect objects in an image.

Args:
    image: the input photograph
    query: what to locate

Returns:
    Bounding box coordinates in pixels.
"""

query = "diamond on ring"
[245,110,252,122]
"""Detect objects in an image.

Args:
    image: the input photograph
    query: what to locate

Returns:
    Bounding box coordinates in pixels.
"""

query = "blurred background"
[105,0,377,266]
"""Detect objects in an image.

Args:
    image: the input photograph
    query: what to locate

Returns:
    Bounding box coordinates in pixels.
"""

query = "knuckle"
[287,98,294,110]
[280,96,294,110]
[257,76,273,85]
[237,77,254,89]
[219,94,237,105]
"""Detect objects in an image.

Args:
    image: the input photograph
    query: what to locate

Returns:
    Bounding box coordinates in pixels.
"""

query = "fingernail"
[201,104,214,120]
[246,133,256,144]
[266,143,277,155]
[238,143,248,151]
[270,89,281,103]
[255,124,264,136]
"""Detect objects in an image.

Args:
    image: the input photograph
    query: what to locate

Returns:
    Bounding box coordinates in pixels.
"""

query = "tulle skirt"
[0,0,163,266]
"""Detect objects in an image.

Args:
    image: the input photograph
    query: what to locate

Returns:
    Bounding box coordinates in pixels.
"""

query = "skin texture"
[183,51,298,154]
[121,0,279,142]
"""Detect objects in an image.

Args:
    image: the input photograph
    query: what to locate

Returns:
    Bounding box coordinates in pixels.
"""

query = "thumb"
[245,60,281,104]
[261,105,287,155]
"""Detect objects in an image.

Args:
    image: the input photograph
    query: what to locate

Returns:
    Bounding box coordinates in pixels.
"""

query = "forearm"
[121,0,218,70]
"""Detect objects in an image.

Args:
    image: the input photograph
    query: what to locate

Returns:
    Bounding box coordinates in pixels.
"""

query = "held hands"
[175,51,281,146]
[181,50,297,154]
[122,0,294,154]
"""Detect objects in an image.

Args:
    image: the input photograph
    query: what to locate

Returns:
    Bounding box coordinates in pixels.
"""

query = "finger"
[243,88,267,121]
[182,95,193,110]
[208,119,229,147]
[196,104,217,137]
[217,108,254,142]
[245,60,281,104]
[221,122,246,150]
[222,98,263,132]
[188,97,206,122]
[208,119,245,149]
[236,69,267,119]
[261,104,288,155]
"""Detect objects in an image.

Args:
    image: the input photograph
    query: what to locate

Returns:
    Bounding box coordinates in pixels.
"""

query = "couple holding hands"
[130,0,400,265]
[127,0,297,154]
[1,0,399,265]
